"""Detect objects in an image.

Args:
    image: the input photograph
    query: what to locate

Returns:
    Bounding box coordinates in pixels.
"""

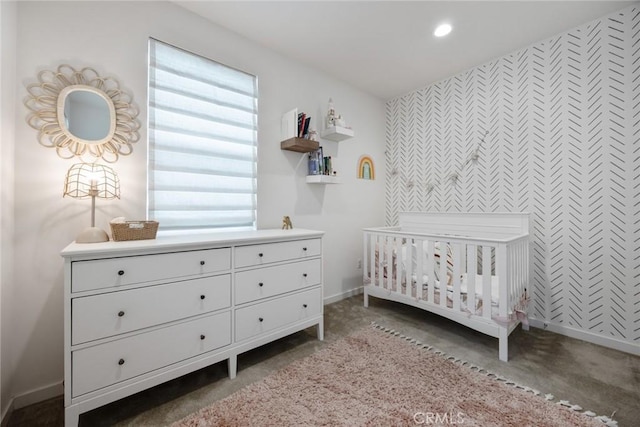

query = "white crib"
[363,212,530,361]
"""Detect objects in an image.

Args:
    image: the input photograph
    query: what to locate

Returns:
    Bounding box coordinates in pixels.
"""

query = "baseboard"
[529,318,640,356]
[0,398,14,427]
[323,286,363,305]
[12,380,63,410]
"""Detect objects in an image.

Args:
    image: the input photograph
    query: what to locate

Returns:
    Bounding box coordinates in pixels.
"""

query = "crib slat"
[366,232,374,286]
[509,242,515,309]
[370,234,376,286]
[518,241,523,303]
[394,238,411,295]
[386,236,393,290]
[482,245,492,319]
[514,241,521,307]
[515,241,522,306]
[415,239,423,299]
[440,241,448,308]
[523,239,529,290]
[379,235,383,288]
[364,232,369,284]
[379,235,384,289]
[452,243,462,311]
[497,244,508,318]
[371,235,383,286]
[426,240,435,304]
[467,244,477,314]
[512,240,520,308]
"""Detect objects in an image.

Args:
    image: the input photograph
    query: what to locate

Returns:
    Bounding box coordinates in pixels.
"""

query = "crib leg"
[364,290,369,308]
[498,328,509,362]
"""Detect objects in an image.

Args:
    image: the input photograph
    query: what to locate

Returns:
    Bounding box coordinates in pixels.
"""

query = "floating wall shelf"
[320,126,354,142]
[280,137,320,153]
[306,175,341,184]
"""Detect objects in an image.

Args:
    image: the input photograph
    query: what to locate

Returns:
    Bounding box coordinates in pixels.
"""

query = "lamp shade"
[63,163,120,243]
[63,163,120,200]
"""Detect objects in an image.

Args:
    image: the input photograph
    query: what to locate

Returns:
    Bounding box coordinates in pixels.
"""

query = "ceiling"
[175,1,636,100]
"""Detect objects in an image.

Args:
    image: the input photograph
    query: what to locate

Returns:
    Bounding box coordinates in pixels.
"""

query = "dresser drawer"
[235,287,322,342]
[234,239,321,268]
[72,274,231,345]
[235,260,321,305]
[72,248,231,292]
[72,311,231,397]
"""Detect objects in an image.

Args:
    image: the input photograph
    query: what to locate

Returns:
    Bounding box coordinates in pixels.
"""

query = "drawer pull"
[259,317,264,322]
[258,282,264,287]
[200,295,205,300]
[200,260,205,266]
[303,273,308,277]
[258,253,263,258]
[117,270,125,276]
[117,311,125,317]
[200,334,206,340]
[303,247,307,251]
[118,359,125,366]
[303,304,308,308]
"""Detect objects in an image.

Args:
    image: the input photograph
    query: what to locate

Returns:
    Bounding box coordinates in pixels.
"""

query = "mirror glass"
[63,89,112,142]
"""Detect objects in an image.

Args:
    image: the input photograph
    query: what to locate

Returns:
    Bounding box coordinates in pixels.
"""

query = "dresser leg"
[228,356,237,379]
[317,319,324,341]
[65,406,80,427]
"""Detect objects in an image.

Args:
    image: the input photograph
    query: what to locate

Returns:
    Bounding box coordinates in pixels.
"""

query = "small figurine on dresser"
[282,215,293,229]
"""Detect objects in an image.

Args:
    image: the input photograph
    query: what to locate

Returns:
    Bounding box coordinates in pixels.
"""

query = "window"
[148,38,258,232]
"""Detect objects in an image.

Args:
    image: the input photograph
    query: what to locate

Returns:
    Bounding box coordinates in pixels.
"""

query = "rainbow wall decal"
[357,155,375,180]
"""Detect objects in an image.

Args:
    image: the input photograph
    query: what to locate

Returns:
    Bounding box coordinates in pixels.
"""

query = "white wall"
[11,1,385,406]
[1,0,17,419]
[385,4,639,355]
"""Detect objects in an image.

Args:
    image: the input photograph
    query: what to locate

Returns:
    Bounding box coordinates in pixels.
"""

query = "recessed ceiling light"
[434,23,452,37]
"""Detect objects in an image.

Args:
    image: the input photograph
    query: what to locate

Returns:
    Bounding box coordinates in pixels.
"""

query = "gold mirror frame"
[24,64,140,163]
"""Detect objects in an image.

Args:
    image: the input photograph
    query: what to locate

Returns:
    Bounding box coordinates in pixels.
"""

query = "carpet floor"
[173,324,605,427]
[7,296,638,426]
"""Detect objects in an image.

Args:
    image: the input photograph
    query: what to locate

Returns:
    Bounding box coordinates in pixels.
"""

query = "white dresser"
[61,229,324,426]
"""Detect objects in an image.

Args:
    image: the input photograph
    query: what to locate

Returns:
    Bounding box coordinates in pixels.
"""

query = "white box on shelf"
[281,108,298,140]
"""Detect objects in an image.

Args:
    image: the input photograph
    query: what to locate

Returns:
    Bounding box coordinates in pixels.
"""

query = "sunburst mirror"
[24,64,140,163]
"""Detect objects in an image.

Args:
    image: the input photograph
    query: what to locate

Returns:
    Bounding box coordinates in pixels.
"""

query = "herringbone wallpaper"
[385,5,639,348]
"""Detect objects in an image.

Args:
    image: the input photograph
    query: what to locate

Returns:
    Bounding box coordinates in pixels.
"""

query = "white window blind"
[148,38,258,232]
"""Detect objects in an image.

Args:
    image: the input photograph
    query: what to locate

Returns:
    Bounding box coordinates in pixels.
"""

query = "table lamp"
[63,163,120,243]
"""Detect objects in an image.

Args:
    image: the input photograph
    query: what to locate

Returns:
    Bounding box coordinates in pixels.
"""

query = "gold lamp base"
[76,227,109,243]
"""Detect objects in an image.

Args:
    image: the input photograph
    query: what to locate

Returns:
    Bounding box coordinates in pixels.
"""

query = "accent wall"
[385,5,639,355]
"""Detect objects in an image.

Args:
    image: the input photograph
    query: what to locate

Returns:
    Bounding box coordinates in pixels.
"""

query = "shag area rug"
[174,324,614,427]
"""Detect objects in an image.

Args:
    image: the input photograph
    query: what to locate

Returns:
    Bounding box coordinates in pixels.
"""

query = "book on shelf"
[297,112,312,138]
[306,147,336,176]
[302,116,311,137]
[317,146,324,175]
[298,112,305,137]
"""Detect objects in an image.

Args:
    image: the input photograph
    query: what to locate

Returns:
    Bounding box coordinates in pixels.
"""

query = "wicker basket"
[110,221,159,241]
